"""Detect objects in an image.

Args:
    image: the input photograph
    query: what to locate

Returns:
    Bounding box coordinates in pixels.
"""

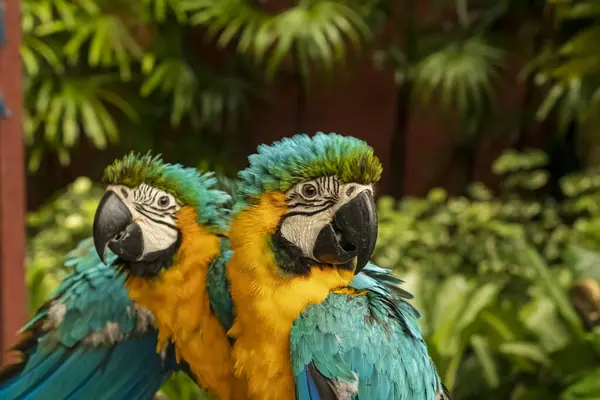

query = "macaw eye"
[158,195,170,207]
[301,184,317,199]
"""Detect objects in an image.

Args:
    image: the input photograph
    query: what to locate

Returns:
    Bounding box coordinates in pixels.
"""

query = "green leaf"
[62,98,79,147]
[562,368,600,400]
[560,26,600,56]
[64,23,95,60]
[413,37,503,124]
[499,342,551,367]
[512,386,558,400]
[80,100,106,148]
[520,294,571,353]
[470,335,500,388]
[517,246,586,339]
[551,339,600,381]
[456,281,503,332]
[185,0,373,80]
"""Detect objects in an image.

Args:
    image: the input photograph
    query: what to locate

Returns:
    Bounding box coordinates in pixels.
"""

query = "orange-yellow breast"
[125,206,247,400]
[226,193,355,400]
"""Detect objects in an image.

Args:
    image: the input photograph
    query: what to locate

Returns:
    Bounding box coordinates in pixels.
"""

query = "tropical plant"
[181,0,380,80]
[26,177,103,312]
[21,0,255,170]
[533,0,600,165]
[373,149,600,399]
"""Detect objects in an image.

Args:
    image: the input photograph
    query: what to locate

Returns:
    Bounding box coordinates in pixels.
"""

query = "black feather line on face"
[270,219,355,276]
[270,226,314,276]
[114,231,183,279]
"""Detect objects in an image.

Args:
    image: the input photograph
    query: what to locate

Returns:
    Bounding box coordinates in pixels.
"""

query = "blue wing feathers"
[307,371,322,400]
[79,337,164,400]
[291,262,443,400]
[295,369,315,400]
[0,238,176,399]
[296,364,345,400]
[206,239,235,331]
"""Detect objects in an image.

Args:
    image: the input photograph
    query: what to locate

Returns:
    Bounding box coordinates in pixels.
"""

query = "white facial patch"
[107,184,181,259]
[279,177,373,260]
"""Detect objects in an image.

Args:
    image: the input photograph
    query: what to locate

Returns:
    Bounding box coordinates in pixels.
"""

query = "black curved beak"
[93,191,144,264]
[312,190,377,275]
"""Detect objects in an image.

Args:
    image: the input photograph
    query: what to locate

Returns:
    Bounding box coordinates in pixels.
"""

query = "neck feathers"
[125,206,243,400]
[227,193,354,400]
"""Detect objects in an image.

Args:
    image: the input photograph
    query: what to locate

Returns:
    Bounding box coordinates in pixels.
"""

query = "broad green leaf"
[517,246,586,339]
[499,342,551,367]
[470,335,500,388]
[62,98,79,147]
[520,294,571,352]
[562,368,600,400]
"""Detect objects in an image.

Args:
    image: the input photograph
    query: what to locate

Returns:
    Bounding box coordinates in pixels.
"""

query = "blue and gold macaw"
[0,238,178,400]
[226,132,449,400]
[0,153,246,400]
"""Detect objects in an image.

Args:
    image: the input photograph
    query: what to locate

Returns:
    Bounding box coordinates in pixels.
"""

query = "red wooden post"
[0,0,26,365]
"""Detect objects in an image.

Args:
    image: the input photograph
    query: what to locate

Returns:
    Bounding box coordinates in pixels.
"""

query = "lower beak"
[93,191,144,264]
[312,190,378,274]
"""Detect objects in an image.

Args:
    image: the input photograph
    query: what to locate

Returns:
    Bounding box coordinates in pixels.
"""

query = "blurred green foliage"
[21,0,257,170]
[26,177,103,313]
[536,0,600,136]
[373,150,600,399]
[20,0,382,172]
[23,0,600,183]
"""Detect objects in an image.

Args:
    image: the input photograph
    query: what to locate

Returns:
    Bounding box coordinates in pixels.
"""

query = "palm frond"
[21,36,65,76]
[535,1,600,133]
[183,0,373,79]
[143,0,188,23]
[413,36,505,129]
[25,75,137,153]
[63,16,144,80]
[21,0,255,167]
[140,58,250,130]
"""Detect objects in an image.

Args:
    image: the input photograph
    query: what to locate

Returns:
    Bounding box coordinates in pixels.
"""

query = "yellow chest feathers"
[227,193,355,400]
[125,206,246,400]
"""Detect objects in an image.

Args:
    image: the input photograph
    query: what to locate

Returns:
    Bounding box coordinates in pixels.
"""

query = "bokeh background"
[4,0,600,399]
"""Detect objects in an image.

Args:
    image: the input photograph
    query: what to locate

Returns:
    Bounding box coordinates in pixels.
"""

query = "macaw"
[0,153,245,400]
[225,132,449,400]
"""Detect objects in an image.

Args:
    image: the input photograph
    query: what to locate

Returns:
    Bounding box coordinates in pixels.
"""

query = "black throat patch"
[271,226,314,276]
[115,231,183,278]
[270,224,355,275]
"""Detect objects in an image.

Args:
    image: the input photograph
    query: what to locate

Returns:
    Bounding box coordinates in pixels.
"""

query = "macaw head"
[92,152,231,278]
[236,132,382,276]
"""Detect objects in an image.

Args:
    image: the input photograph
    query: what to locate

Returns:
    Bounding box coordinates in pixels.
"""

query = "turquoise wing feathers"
[290,263,444,400]
[0,238,178,400]
[206,238,235,331]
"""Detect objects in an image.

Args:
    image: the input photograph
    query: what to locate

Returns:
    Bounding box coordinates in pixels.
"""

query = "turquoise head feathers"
[103,152,231,232]
[236,132,383,210]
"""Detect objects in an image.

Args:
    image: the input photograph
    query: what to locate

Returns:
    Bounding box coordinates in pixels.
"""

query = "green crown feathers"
[237,132,382,207]
[103,152,232,231]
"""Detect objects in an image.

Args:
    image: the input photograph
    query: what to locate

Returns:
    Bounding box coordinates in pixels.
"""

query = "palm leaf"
[25,75,136,155]
[183,0,373,79]
[413,36,504,128]
[140,57,250,129]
